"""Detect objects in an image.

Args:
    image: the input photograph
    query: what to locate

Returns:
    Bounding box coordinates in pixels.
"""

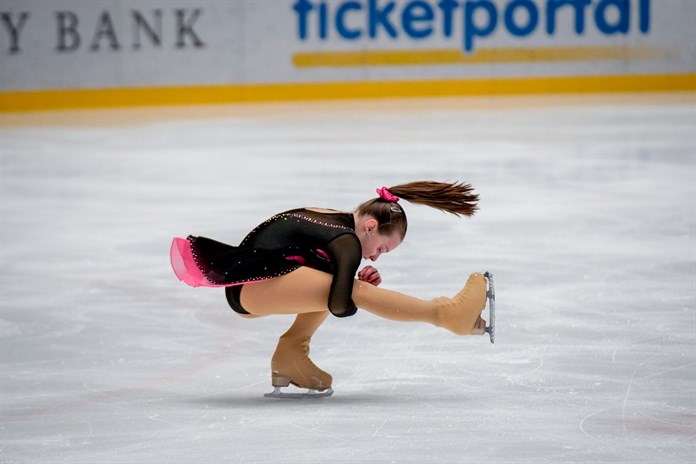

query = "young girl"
[171,181,493,396]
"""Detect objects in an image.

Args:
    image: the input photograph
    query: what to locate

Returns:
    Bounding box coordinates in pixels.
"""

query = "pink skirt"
[170,237,293,288]
[170,237,227,288]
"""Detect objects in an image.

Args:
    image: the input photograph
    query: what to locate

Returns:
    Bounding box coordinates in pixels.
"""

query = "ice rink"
[1,93,694,464]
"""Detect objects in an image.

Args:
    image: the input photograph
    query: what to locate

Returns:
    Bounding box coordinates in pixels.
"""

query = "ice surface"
[1,94,694,463]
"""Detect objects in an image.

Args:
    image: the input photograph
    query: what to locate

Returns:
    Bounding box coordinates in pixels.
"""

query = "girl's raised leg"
[240,267,488,335]
[351,272,488,335]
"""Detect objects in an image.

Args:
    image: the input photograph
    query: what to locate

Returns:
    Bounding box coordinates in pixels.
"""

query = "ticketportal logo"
[291,0,656,67]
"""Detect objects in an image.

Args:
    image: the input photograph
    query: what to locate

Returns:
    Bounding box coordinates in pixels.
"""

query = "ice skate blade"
[264,387,334,399]
[484,271,496,344]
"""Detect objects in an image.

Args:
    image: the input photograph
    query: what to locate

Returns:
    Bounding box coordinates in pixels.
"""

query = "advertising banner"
[1,0,694,110]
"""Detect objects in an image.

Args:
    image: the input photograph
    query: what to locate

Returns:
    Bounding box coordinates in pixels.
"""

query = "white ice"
[1,94,695,464]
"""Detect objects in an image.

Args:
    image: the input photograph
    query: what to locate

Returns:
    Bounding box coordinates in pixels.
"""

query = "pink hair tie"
[376,187,399,202]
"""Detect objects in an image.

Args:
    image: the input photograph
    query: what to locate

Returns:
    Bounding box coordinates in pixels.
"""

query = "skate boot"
[434,272,489,336]
[265,332,334,398]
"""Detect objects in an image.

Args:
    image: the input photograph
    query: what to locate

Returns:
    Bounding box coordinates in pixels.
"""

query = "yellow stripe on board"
[293,46,672,68]
[1,73,694,113]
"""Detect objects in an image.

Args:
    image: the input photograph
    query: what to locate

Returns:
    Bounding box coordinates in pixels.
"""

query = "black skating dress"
[170,208,361,317]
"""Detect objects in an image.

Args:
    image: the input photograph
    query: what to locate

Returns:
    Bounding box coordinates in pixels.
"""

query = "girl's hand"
[358,265,382,286]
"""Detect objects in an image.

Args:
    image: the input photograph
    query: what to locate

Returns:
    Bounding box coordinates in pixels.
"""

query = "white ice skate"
[484,271,496,344]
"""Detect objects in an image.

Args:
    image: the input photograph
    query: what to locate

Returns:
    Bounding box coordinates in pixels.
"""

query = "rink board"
[1,0,695,111]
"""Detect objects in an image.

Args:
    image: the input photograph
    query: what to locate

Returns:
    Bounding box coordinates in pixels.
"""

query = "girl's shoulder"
[280,208,355,232]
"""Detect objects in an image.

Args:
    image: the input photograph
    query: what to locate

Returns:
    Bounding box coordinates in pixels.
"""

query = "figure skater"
[170,181,493,396]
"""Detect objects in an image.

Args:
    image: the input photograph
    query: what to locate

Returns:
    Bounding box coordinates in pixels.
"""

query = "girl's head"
[354,180,479,261]
[353,199,405,261]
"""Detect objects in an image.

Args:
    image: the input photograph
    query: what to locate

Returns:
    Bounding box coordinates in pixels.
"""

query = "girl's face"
[359,219,402,262]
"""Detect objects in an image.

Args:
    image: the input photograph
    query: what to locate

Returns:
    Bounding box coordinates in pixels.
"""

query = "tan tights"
[239,267,486,390]
[239,267,486,334]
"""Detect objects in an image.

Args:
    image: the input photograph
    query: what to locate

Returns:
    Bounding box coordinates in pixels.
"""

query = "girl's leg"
[239,270,333,390]
[240,267,487,335]
[352,272,488,335]
[239,267,333,315]
[271,311,332,391]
